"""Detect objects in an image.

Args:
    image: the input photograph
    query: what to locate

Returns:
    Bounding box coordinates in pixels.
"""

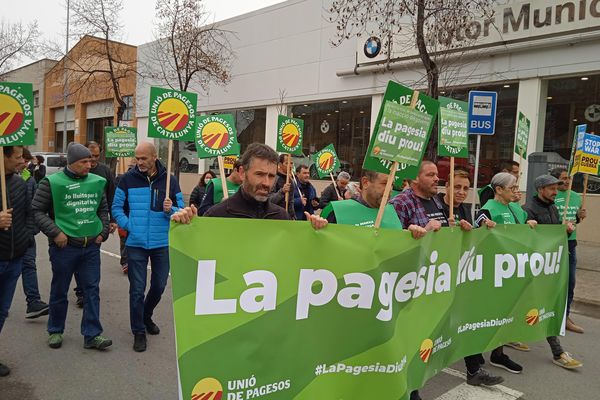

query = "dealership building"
[134,0,600,240]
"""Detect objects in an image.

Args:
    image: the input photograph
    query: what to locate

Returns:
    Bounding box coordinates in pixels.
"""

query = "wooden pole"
[330,173,342,200]
[285,154,291,210]
[562,176,574,223]
[217,155,229,200]
[582,173,589,210]
[166,140,173,198]
[375,90,419,229]
[0,151,7,211]
[448,157,455,225]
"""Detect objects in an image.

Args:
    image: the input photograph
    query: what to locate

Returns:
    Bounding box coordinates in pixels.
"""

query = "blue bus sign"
[468,91,497,135]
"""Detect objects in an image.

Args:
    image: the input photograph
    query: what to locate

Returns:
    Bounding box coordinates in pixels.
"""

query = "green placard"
[514,111,530,159]
[195,114,240,159]
[276,115,304,155]
[438,97,468,158]
[311,144,341,178]
[363,81,439,180]
[170,220,567,400]
[0,82,35,146]
[105,126,137,158]
[370,102,432,166]
[148,86,197,141]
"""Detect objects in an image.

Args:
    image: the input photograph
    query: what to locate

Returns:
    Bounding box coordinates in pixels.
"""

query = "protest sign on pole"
[514,111,530,161]
[438,97,469,225]
[105,126,137,158]
[370,92,430,228]
[195,113,240,200]
[0,82,35,210]
[276,115,304,209]
[565,126,600,217]
[467,90,498,221]
[363,81,439,184]
[312,144,342,199]
[170,219,568,400]
[148,86,198,196]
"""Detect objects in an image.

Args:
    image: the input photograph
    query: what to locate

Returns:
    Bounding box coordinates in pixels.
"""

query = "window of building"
[122,95,134,121]
[290,97,371,180]
[436,83,519,187]
[33,91,39,108]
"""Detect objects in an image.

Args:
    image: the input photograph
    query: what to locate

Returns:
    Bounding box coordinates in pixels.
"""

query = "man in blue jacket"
[293,164,319,220]
[112,142,184,352]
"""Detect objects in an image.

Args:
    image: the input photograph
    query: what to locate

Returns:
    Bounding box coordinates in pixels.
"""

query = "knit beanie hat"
[67,142,92,165]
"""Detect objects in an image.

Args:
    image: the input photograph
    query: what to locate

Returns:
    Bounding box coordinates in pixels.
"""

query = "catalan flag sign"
[148,86,197,141]
[276,115,304,155]
[0,82,35,146]
[195,113,240,159]
[311,144,340,179]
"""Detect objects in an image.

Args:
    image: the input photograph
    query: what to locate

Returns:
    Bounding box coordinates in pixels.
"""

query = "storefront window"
[290,97,371,180]
[436,83,519,186]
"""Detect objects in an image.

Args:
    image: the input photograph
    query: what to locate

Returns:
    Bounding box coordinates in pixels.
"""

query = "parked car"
[178,142,199,173]
[32,152,67,176]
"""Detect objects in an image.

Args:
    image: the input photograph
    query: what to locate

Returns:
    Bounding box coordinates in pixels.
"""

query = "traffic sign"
[467,90,497,135]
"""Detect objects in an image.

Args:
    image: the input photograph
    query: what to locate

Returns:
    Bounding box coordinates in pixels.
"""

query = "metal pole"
[62,0,70,153]
[471,135,481,222]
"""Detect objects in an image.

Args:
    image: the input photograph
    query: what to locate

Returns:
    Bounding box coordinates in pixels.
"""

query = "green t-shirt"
[555,189,581,240]
[46,171,106,238]
[210,177,241,203]
[478,199,527,225]
[322,199,403,230]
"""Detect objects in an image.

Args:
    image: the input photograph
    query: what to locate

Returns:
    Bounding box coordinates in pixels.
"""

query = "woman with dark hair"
[190,170,216,207]
[32,155,46,183]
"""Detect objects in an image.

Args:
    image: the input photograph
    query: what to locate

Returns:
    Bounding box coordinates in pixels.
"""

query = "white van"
[32,152,67,176]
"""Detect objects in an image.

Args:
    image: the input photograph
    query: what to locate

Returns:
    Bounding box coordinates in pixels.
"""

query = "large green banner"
[170,220,567,400]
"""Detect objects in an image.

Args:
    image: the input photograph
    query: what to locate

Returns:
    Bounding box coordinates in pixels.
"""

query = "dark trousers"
[567,240,577,315]
[48,244,103,341]
[0,257,23,333]
[127,246,169,334]
[21,242,42,304]
[119,235,128,266]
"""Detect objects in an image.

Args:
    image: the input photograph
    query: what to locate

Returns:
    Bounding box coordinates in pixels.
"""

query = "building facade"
[1,59,58,152]
[44,35,137,152]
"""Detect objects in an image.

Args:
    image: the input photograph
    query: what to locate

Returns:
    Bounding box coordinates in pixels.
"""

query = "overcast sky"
[2,0,286,48]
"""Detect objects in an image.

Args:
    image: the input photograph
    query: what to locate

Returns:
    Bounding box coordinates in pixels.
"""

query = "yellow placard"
[223,155,238,170]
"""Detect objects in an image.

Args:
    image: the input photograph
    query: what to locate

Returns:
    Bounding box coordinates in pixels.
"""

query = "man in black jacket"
[0,146,33,377]
[268,153,294,218]
[524,174,582,370]
[173,143,326,229]
[319,171,349,209]
[33,143,112,351]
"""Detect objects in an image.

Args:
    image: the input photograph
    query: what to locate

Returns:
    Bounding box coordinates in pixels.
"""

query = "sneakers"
[84,335,113,350]
[26,301,49,319]
[75,295,84,308]
[133,333,147,352]
[145,319,160,335]
[0,362,9,377]
[490,353,523,374]
[505,342,530,352]
[467,368,504,386]
[553,352,583,369]
[566,317,584,334]
[48,333,63,349]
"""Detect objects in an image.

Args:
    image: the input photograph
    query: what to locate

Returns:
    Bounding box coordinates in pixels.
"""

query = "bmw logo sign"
[364,36,381,58]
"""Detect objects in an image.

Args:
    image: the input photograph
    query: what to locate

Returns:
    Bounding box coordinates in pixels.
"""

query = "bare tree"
[0,20,40,75]
[327,0,496,98]
[148,0,235,177]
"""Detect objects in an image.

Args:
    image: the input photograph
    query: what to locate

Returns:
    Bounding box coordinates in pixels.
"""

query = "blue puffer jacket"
[112,160,184,249]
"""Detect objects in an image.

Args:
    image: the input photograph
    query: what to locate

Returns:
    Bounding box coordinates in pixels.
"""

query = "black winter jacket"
[524,195,561,225]
[205,189,289,220]
[0,174,34,260]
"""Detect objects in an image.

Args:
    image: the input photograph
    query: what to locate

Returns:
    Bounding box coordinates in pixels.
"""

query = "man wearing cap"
[524,174,582,370]
[32,143,111,350]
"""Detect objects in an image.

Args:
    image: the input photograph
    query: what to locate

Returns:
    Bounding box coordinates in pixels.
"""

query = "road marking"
[100,249,161,272]
[436,368,523,400]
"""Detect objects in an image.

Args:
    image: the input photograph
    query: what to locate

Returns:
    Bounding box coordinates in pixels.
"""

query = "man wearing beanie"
[32,142,112,351]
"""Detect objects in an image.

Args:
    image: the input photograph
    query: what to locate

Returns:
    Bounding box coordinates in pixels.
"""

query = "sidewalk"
[573,241,600,307]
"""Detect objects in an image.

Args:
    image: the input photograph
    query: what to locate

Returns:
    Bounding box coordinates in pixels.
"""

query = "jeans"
[127,246,170,334]
[567,240,577,315]
[48,244,103,341]
[0,257,23,333]
[21,242,42,304]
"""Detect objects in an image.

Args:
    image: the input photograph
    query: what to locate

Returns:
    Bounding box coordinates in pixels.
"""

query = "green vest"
[322,199,403,230]
[480,199,526,225]
[555,190,581,240]
[22,168,31,181]
[210,177,240,203]
[46,171,106,238]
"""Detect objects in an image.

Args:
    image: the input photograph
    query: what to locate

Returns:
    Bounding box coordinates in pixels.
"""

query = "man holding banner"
[112,141,185,352]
